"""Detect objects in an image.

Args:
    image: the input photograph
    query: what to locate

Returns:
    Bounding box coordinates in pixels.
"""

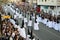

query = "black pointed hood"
[21,19,24,28]
[8,12,10,16]
[30,15,32,20]
[35,15,37,23]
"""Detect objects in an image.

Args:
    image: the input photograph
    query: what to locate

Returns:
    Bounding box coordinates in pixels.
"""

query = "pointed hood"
[30,15,32,20]
[21,19,24,28]
[35,14,37,23]
[8,12,10,16]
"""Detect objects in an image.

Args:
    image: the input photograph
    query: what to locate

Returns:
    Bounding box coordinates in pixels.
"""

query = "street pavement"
[17,14,60,40]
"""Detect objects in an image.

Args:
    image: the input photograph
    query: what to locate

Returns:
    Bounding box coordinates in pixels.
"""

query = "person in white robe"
[24,14,28,23]
[36,14,42,24]
[24,14,28,28]
[54,21,59,31]
[28,15,32,27]
[46,19,49,27]
[20,20,26,39]
[36,17,39,24]
[20,27,26,38]
[16,8,19,11]
[14,13,17,19]
[54,22,58,31]
[34,17,39,30]
[38,16,42,22]
[34,22,39,30]
[41,16,44,23]
[9,19,16,25]
[32,12,35,19]
[48,20,53,28]
[11,5,14,8]
[15,11,19,17]
[52,21,56,29]
[19,12,23,19]
[43,18,48,25]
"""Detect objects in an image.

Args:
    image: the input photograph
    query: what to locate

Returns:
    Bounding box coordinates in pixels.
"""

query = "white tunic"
[10,7,15,13]
[39,17,42,22]
[19,14,22,18]
[12,6,14,8]
[16,12,19,17]
[46,20,50,27]
[28,20,32,27]
[48,21,53,28]
[9,19,15,25]
[36,17,40,23]
[20,28,26,38]
[52,21,56,29]
[34,22,39,30]
[24,18,28,23]
[24,23,27,28]
[41,19,44,23]
[43,18,48,24]
[54,23,59,31]
[16,8,19,11]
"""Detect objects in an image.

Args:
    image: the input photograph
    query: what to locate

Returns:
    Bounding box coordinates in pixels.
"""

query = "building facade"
[37,0,60,16]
